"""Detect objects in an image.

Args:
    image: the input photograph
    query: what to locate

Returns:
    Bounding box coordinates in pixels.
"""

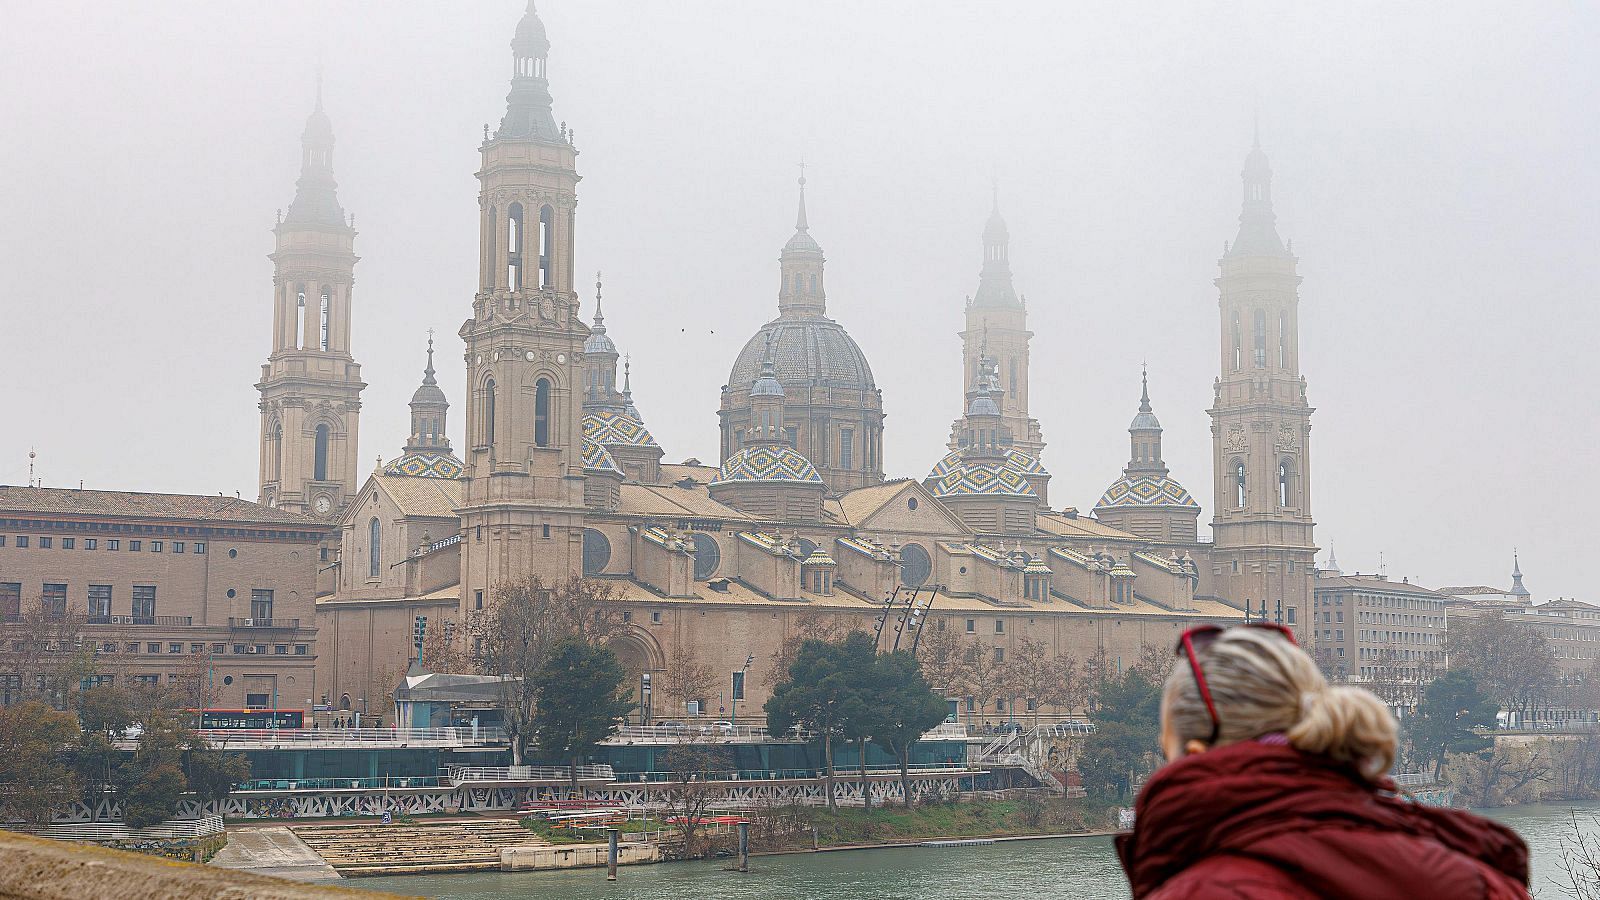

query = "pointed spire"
[751,331,784,398]
[1226,121,1290,259]
[422,329,437,386]
[1511,549,1531,599]
[1139,362,1152,414]
[498,0,559,141]
[593,270,605,327]
[1325,546,1342,575]
[973,183,1019,309]
[795,163,809,232]
[778,166,825,318]
[284,80,344,227]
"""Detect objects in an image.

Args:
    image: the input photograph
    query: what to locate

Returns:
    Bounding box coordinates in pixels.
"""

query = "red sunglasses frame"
[1175,622,1298,745]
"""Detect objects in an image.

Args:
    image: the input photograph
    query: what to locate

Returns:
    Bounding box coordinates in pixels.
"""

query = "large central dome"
[727,317,876,394]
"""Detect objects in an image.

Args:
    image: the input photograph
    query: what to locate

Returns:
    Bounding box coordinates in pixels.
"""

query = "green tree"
[0,702,81,827]
[72,685,135,807]
[528,638,634,791]
[184,743,251,802]
[1079,664,1164,801]
[863,650,949,807]
[115,710,190,828]
[765,632,876,809]
[1407,670,1497,779]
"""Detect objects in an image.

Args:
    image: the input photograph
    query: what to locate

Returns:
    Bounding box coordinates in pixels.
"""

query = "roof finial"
[795,160,809,232]
[422,329,437,385]
[1252,104,1260,150]
[27,449,37,489]
[593,270,605,325]
[623,353,632,394]
[1140,362,1151,413]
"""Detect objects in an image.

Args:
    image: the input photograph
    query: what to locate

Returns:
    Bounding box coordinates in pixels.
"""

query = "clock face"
[524,350,536,362]
[556,353,567,365]
[314,496,332,515]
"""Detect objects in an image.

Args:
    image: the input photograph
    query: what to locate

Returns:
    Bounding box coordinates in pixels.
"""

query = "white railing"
[610,724,773,743]
[193,726,506,747]
[921,721,970,740]
[446,764,615,786]
[15,815,223,842]
[1392,772,1438,787]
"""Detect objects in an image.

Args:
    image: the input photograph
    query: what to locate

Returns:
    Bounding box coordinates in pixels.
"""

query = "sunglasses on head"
[1175,622,1298,745]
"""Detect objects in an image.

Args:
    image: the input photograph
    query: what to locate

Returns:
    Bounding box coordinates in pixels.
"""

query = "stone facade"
[0,486,323,710]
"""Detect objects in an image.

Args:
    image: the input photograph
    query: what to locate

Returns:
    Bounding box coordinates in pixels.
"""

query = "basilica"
[268,3,1319,716]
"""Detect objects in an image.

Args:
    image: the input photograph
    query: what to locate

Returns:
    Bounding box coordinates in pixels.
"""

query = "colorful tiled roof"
[583,409,659,447]
[581,438,623,475]
[383,450,465,480]
[1094,474,1199,510]
[928,447,1047,480]
[714,445,824,486]
[931,462,1037,499]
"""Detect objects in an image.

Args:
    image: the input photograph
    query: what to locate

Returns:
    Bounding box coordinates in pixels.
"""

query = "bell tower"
[1208,131,1317,639]
[458,1,589,615]
[950,187,1044,458]
[257,88,365,520]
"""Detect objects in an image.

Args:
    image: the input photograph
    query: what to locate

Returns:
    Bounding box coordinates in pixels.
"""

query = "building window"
[0,583,20,620]
[900,543,932,588]
[0,536,6,547]
[995,619,1005,634]
[1279,460,1294,507]
[151,541,162,553]
[295,645,308,655]
[14,537,26,549]
[1234,461,1247,508]
[130,540,141,552]
[132,586,156,621]
[85,539,97,550]
[275,645,289,655]
[840,428,854,469]
[146,643,160,654]
[168,643,183,654]
[319,288,331,351]
[173,542,184,554]
[232,644,245,655]
[87,585,111,619]
[314,424,330,482]
[1253,309,1267,367]
[61,538,74,550]
[368,518,382,579]
[1287,607,1297,625]
[484,378,497,448]
[194,542,204,554]
[994,647,1005,663]
[507,202,525,290]
[965,619,976,633]
[210,643,225,654]
[42,583,67,618]
[251,589,274,621]
[1231,312,1242,371]
[651,611,662,625]
[534,378,552,447]
[245,694,269,709]
[538,205,554,289]
[38,537,52,549]
[690,533,721,580]
[474,590,484,610]
[582,529,612,576]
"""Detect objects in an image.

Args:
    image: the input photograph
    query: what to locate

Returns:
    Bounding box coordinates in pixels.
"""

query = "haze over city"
[2,0,1595,596]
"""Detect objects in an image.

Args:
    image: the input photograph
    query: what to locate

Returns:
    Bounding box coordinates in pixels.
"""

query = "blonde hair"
[1162,628,1397,781]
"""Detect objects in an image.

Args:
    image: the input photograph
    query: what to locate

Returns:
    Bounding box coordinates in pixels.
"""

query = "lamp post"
[729,654,753,726]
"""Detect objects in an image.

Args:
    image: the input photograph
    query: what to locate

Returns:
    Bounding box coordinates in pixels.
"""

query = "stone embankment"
[0,829,401,899]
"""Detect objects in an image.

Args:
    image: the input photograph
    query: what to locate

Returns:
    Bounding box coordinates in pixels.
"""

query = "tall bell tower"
[458,1,589,616]
[257,89,365,520]
[1208,131,1317,639]
[950,188,1044,458]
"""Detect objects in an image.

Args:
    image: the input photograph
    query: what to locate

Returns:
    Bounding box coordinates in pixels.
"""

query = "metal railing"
[1392,773,1438,787]
[609,763,972,784]
[195,726,503,747]
[610,721,978,745]
[228,617,300,629]
[13,815,223,841]
[85,615,194,627]
[236,776,444,792]
[446,764,615,785]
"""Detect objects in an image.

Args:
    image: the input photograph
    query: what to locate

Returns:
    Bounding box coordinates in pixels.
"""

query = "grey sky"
[2,2,1595,598]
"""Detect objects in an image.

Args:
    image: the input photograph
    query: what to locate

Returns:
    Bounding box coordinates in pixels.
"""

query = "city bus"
[192,708,305,730]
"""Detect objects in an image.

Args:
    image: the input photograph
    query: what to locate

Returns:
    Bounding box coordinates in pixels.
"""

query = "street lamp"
[729,653,754,725]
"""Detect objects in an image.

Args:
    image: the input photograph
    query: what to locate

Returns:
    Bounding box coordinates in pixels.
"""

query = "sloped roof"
[1037,512,1139,541]
[617,484,751,520]
[375,473,463,519]
[0,485,318,527]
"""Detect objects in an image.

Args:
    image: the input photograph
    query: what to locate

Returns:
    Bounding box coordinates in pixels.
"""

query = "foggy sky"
[2,2,1595,599]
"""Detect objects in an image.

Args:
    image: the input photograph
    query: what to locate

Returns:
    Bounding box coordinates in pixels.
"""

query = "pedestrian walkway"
[209,826,340,882]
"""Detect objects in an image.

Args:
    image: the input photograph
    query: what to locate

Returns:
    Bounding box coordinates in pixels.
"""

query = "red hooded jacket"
[1116,740,1530,899]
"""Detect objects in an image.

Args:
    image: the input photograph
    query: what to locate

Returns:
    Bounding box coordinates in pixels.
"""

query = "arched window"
[267,421,283,482]
[534,378,552,447]
[484,379,497,448]
[1279,310,1289,368]
[1279,460,1294,507]
[319,287,331,351]
[295,286,308,350]
[1234,460,1247,508]
[1253,309,1268,367]
[368,517,381,579]
[690,533,721,581]
[313,424,330,481]
[582,528,611,576]
[538,205,554,289]
[900,543,932,588]
[1231,312,1242,371]
[809,274,818,293]
[506,203,525,291]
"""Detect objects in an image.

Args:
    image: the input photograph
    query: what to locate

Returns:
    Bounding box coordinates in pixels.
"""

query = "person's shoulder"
[1148,853,1315,900]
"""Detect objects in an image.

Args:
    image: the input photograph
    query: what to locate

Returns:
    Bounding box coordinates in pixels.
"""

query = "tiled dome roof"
[714,444,824,486]
[928,447,1046,481]
[383,451,464,480]
[1094,474,1199,510]
[583,409,658,447]
[728,318,876,395]
[931,462,1037,499]
[581,438,622,475]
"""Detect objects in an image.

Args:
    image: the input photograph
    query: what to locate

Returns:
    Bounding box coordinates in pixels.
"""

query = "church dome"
[581,438,622,475]
[411,381,447,406]
[384,450,464,480]
[512,2,550,55]
[1094,474,1199,511]
[928,447,1047,481]
[583,409,658,447]
[728,318,876,395]
[931,462,1036,499]
[714,444,824,486]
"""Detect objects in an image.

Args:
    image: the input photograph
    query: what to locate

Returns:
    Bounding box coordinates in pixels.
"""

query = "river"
[344,802,1600,899]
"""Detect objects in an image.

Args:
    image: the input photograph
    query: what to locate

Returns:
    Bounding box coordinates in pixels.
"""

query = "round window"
[900,543,932,588]
[222,676,233,686]
[907,497,919,511]
[691,533,721,580]
[582,529,612,576]
[226,589,236,598]
[228,548,238,559]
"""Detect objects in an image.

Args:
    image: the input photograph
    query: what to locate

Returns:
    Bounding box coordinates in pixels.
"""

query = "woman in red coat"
[1116,624,1530,899]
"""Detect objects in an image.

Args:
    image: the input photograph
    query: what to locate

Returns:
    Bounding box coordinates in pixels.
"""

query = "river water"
[346,802,1600,899]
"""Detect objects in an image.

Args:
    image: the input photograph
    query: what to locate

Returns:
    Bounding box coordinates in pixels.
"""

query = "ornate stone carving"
[1274,424,1299,453]
[1225,428,1248,454]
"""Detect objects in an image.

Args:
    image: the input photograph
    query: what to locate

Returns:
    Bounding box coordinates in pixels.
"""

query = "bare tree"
[1005,637,1082,727]
[1448,609,1558,718]
[472,576,624,764]
[1450,741,1552,807]
[960,637,1009,723]
[660,742,733,859]
[1557,811,1600,900]
[419,617,471,673]
[0,596,96,708]
[912,626,969,703]
[657,645,716,720]
[762,612,845,689]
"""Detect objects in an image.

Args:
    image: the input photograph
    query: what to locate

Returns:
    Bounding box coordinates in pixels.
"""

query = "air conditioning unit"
[245,646,259,654]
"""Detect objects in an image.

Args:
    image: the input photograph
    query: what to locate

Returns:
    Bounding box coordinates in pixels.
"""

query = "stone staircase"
[289,820,549,875]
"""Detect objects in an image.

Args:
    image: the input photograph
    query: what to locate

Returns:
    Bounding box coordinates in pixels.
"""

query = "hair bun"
[1287,685,1397,781]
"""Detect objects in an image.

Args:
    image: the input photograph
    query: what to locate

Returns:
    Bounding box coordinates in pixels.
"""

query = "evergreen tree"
[863,650,949,807]
[528,638,635,791]
[1407,669,1498,778]
[765,632,877,809]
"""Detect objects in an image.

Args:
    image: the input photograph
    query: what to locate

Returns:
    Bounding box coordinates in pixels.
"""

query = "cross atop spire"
[794,167,810,233]
[422,330,437,386]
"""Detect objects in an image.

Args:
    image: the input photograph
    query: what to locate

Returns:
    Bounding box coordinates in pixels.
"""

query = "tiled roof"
[383,450,464,480]
[1314,574,1450,598]
[374,473,463,520]
[1037,512,1138,541]
[0,485,320,527]
[1094,474,1200,510]
[715,445,824,486]
[833,480,915,524]
[616,484,750,520]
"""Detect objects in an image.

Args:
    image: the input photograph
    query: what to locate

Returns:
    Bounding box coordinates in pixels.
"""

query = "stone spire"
[973,181,1020,308]
[284,83,346,227]
[958,356,1009,460]
[746,333,787,446]
[1126,365,1167,474]
[405,333,451,454]
[1226,126,1291,258]
[1324,546,1342,575]
[778,170,826,318]
[1511,550,1531,601]
[582,271,624,410]
[496,0,560,142]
